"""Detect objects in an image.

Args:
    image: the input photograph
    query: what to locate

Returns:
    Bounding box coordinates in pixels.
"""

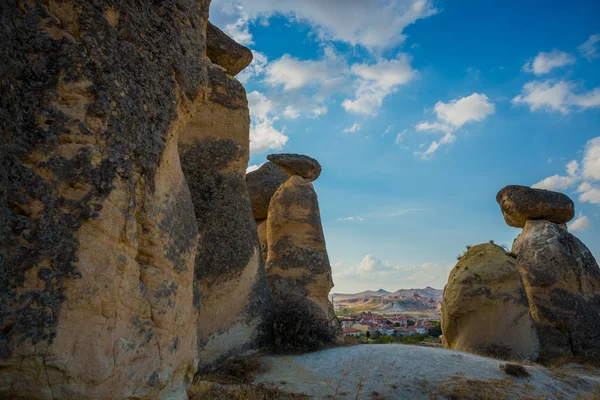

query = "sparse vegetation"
[502,363,531,378]
[188,383,296,400]
[272,294,337,353]
[473,342,514,361]
[433,376,517,400]
[195,356,265,385]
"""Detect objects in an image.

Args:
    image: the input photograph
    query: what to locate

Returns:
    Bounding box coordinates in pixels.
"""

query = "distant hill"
[330,286,443,313]
[330,288,391,302]
[330,286,442,302]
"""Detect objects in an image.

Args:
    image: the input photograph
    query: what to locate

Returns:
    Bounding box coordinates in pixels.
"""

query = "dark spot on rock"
[147,371,160,388]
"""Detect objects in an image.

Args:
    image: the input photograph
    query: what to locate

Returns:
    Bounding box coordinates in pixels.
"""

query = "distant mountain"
[330,288,391,302]
[330,286,442,302]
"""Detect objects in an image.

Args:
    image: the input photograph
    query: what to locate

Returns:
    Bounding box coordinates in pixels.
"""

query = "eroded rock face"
[267,153,322,182]
[496,185,574,228]
[178,65,272,369]
[206,21,253,76]
[246,162,289,220]
[256,219,268,263]
[266,176,340,337]
[442,244,539,359]
[512,220,600,363]
[0,1,268,398]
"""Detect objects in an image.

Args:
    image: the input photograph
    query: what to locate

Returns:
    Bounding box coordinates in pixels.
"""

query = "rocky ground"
[191,344,600,399]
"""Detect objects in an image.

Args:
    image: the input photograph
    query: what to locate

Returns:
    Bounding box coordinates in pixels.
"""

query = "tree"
[407,320,415,327]
[366,331,371,339]
[393,322,401,327]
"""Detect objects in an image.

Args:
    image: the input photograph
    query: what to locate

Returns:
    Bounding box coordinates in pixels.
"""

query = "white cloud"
[211,0,438,50]
[237,50,268,84]
[578,182,600,204]
[570,213,592,231]
[342,54,417,115]
[415,121,452,133]
[265,52,346,91]
[246,164,263,173]
[384,125,395,135]
[343,123,361,133]
[415,133,456,159]
[414,93,495,159]
[532,160,579,190]
[512,80,600,114]
[523,50,576,75]
[533,137,600,206]
[337,216,365,222]
[334,254,452,290]
[579,34,600,61]
[247,91,289,153]
[433,93,496,127]
[283,105,300,119]
[583,137,600,180]
[394,129,407,145]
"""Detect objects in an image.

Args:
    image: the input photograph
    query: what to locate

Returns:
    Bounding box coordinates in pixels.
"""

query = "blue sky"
[211,0,600,293]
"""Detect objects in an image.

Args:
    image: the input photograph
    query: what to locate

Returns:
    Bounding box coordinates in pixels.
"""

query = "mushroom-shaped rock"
[512,220,600,363]
[496,185,574,228]
[442,243,539,360]
[267,153,322,181]
[206,21,253,76]
[266,176,341,344]
[246,162,289,220]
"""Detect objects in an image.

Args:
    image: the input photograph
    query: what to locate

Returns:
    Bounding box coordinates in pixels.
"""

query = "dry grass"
[194,356,266,385]
[188,383,296,400]
[432,376,518,400]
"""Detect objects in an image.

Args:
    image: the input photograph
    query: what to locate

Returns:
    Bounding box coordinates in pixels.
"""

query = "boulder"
[267,153,322,181]
[245,162,289,220]
[266,176,340,340]
[442,244,539,359]
[207,21,253,76]
[0,1,269,398]
[512,220,600,363]
[496,185,574,228]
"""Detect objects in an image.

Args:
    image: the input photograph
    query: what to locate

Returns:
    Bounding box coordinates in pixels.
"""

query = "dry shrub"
[188,383,285,400]
[473,342,514,361]
[501,363,530,378]
[195,356,265,385]
[272,294,337,353]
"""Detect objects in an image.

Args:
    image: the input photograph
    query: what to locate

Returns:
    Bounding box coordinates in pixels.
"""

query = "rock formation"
[246,162,289,220]
[267,153,322,181]
[246,155,340,346]
[442,244,539,359]
[206,22,253,76]
[443,185,600,364]
[513,220,600,363]
[496,185,574,228]
[0,1,269,398]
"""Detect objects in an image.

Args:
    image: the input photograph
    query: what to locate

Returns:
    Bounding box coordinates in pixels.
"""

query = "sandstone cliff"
[0,1,268,398]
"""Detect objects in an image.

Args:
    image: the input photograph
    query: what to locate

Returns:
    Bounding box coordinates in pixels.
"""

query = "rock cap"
[267,153,322,181]
[496,185,574,228]
[206,21,253,76]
